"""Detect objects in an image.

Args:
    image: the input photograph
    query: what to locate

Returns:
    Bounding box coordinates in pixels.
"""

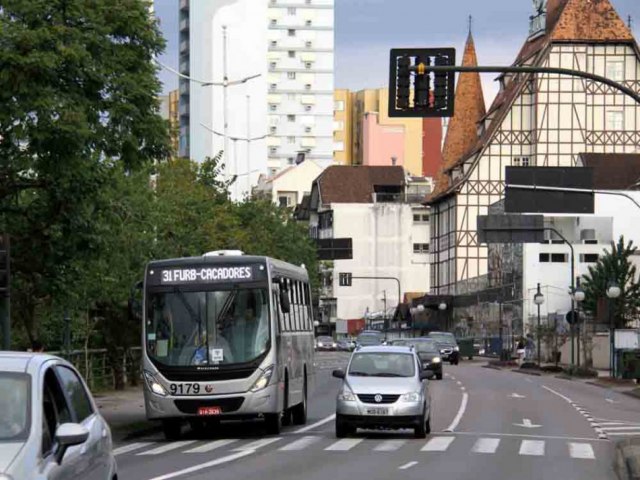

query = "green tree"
[0,0,170,343]
[581,236,640,328]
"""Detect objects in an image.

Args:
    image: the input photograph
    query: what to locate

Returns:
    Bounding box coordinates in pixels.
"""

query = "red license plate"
[197,406,221,416]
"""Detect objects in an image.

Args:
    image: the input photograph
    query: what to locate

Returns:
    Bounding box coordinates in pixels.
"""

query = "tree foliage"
[581,236,640,328]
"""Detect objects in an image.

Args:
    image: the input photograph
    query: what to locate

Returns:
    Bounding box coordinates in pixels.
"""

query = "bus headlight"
[250,365,274,392]
[144,371,168,397]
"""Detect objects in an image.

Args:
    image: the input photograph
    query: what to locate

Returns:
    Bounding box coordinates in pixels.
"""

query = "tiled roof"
[428,0,636,204]
[316,165,405,204]
[429,33,486,200]
[580,153,640,190]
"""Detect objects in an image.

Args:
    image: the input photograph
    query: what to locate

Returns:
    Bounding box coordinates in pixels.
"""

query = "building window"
[305,126,312,133]
[413,213,430,223]
[287,72,296,79]
[333,141,344,152]
[270,147,278,155]
[319,211,333,229]
[287,7,296,15]
[413,243,430,254]
[270,62,277,70]
[304,105,312,112]
[270,126,277,134]
[270,19,277,26]
[607,110,624,131]
[287,136,296,144]
[270,84,277,91]
[305,62,312,69]
[288,157,295,165]
[287,93,295,101]
[269,104,277,112]
[539,253,550,263]
[305,84,312,90]
[287,115,296,122]
[606,60,625,82]
[580,253,599,263]
[278,192,297,207]
[334,100,345,112]
[288,51,296,59]
[305,20,312,26]
[551,253,568,263]
[288,29,296,37]
[270,168,278,176]
[513,156,530,167]
[270,40,277,48]
[305,41,312,48]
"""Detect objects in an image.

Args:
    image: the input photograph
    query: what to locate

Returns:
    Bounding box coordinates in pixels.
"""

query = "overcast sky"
[154,0,640,106]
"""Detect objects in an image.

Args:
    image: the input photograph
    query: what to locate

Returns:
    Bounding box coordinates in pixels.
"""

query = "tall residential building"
[333,89,352,164]
[178,0,335,198]
[160,89,180,156]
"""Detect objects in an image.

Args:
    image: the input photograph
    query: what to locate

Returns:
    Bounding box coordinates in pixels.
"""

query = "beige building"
[333,89,352,165]
[253,159,324,208]
[160,89,179,157]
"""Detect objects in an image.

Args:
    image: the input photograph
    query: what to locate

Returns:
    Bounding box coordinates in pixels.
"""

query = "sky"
[154,0,640,107]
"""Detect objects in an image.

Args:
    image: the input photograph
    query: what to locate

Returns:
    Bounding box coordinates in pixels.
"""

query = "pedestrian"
[516,338,525,365]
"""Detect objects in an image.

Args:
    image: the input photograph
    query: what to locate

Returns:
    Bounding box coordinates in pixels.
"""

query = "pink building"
[362,112,405,167]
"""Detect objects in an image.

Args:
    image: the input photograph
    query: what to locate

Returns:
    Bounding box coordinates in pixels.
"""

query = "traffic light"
[414,56,431,108]
[396,56,411,109]
[433,54,448,110]
[0,234,9,296]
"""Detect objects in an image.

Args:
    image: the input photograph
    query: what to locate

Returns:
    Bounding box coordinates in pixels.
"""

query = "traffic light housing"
[0,234,9,296]
[389,48,456,118]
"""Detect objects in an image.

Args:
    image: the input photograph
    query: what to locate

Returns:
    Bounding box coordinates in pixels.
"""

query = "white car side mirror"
[55,423,90,464]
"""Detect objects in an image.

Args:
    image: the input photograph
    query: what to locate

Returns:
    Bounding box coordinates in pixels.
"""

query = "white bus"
[138,251,315,439]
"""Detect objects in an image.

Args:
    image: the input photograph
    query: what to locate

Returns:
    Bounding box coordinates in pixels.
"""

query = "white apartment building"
[178,0,334,199]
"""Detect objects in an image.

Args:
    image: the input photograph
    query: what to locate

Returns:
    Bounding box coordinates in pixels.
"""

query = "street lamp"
[606,281,621,377]
[438,303,447,311]
[417,304,425,313]
[572,284,585,368]
[533,283,545,366]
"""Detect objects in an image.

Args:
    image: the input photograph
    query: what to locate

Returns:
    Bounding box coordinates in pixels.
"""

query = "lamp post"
[533,283,545,366]
[572,282,585,369]
[606,282,621,377]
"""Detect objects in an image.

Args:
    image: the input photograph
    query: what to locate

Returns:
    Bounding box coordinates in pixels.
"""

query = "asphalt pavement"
[112,352,640,480]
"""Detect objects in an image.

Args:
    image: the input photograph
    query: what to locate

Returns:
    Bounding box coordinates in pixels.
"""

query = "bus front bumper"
[144,383,280,420]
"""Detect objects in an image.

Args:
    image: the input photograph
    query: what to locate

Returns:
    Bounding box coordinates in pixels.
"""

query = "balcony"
[180,40,189,53]
[180,18,189,32]
[179,103,189,116]
[180,0,189,10]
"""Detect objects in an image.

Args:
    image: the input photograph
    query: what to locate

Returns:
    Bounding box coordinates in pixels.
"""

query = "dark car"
[427,332,460,365]
[410,338,443,379]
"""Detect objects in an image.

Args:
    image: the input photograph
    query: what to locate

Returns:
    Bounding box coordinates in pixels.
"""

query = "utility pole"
[222,25,230,182]
[246,94,251,198]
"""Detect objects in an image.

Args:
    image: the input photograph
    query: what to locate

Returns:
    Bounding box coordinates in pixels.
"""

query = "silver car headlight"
[337,389,356,402]
[317,342,324,347]
[144,371,168,397]
[432,357,441,363]
[250,365,275,392]
[400,392,421,402]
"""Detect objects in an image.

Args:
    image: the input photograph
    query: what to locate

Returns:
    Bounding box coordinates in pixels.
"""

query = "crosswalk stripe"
[138,441,197,456]
[569,442,595,459]
[233,437,282,451]
[374,439,407,452]
[113,442,154,456]
[471,438,500,454]
[601,426,640,431]
[421,436,455,452]
[185,439,238,454]
[325,439,363,451]
[519,440,545,456]
[279,436,321,451]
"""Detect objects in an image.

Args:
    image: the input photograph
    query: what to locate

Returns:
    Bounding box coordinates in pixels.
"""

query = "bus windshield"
[146,287,271,367]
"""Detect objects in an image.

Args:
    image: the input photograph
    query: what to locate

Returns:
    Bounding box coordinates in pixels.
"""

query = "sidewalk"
[93,387,157,442]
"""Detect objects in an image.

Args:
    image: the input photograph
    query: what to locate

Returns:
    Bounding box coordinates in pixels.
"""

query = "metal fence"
[49,347,142,391]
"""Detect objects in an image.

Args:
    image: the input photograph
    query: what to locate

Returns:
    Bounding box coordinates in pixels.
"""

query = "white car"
[0,352,117,480]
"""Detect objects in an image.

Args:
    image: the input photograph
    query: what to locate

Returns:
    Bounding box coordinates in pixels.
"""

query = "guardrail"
[48,347,142,391]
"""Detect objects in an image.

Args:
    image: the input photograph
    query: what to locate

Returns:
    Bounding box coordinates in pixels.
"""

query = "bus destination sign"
[152,265,256,285]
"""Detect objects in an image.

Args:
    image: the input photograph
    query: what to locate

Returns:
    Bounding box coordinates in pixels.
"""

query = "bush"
[540,365,564,373]
[564,366,598,378]
[520,362,540,370]
[488,359,519,368]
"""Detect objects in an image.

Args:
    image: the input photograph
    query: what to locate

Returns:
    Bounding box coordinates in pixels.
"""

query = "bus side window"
[283,279,292,332]
[273,287,283,333]
[300,282,309,331]
[305,282,312,331]
[291,280,300,331]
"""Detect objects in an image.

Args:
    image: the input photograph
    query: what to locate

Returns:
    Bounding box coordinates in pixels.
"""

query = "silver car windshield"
[348,353,415,378]
[0,373,29,441]
[146,288,271,366]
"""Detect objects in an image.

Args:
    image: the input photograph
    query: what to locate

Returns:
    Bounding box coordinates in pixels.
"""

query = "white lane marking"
[597,422,640,426]
[421,436,455,452]
[233,437,282,451]
[509,393,526,399]
[569,442,595,459]
[602,426,640,431]
[325,438,363,451]
[278,436,320,451]
[471,438,500,454]
[605,432,640,436]
[519,440,545,456]
[147,450,254,480]
[294,414,336,433]
[113,442,154,456]
[436,431,607,442]
[398,461,418,470]
[542,385,572,403]
[185,439,237,454]
[456,381,462,385]
[513,418,541,429]
[443,392,468,432]
[374,439,407,452]
[138,441,197,456]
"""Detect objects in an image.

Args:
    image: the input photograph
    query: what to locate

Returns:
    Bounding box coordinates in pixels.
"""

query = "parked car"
[316,336,337,351]
[332,345,434,438]
[427,331,460,365]
[0,352,117,480]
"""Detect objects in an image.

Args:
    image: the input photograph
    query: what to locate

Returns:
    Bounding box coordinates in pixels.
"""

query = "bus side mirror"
[280,289,291,314]
[129,281,143,321]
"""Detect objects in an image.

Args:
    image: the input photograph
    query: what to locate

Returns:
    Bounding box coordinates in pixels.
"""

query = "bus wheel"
[265,413,282,435]
[292,376,307,425]
[162,419,182,440]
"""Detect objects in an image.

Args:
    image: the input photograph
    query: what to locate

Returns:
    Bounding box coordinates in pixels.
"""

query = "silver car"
[0,352,117,480]
[332,345,434,438]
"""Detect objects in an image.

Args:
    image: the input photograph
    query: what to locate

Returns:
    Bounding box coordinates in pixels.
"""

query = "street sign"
[565,310,581,325]
[477,214,545,244]
[505,167,594,214]
[339,273,352,287]
[388,48,456,118]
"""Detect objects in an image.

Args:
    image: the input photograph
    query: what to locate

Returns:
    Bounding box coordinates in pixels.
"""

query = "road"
[114,353,640,480]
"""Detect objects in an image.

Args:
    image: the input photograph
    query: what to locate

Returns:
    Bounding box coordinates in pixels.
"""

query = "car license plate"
[197,406,221,416]
[365,407,388,416]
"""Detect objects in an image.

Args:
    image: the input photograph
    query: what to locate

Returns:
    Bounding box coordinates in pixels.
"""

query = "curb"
[614,438,640,480]
[510,368,542,376]
[482,364,502,370]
